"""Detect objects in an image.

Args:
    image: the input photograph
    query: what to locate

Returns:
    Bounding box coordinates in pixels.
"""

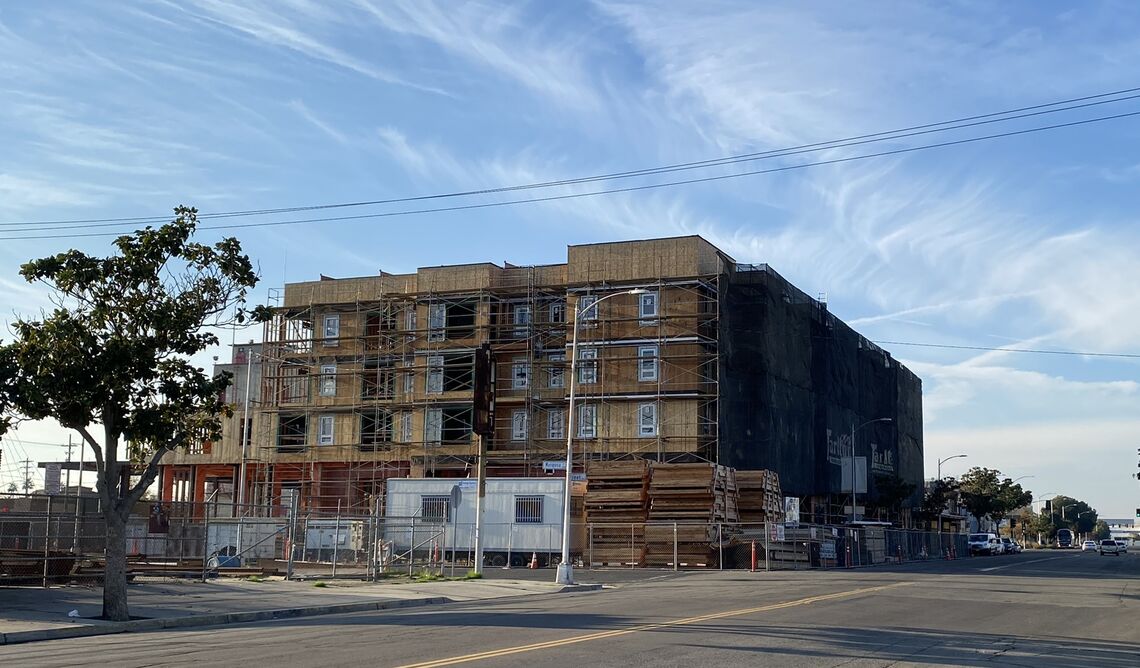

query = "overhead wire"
[3,85,1140,231]
[5,107,1140,241]
[874,341,1140,359]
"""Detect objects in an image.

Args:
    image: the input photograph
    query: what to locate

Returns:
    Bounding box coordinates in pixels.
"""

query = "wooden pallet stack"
[736,469,783,525]
[584,460,650,565]
[644,463,738,566]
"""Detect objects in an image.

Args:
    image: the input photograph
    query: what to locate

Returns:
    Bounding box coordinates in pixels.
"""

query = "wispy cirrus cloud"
[177,0,450,96]
[352,0,605,108]
[0,174,102,213]
[289,99,349,146]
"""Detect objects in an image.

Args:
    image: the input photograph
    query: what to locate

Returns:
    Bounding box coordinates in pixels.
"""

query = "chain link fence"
[2,492,970,586]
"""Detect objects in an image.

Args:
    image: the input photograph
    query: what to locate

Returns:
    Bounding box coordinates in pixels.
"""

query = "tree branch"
[76,426,112,510]
[124,441,176,508]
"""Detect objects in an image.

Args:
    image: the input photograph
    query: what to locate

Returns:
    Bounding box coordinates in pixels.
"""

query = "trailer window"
[515,496,544,524]
[421,495,450,522]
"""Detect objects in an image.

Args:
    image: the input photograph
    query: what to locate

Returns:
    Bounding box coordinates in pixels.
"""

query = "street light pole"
[1077,510,1094,541]
[556,288,647,586]
[237,343,254,515]
[850,417,892,525]
[236,342,256,564]
[936,454,968,480]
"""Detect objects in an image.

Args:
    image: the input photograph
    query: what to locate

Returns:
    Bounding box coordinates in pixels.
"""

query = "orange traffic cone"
[529,552,538,569]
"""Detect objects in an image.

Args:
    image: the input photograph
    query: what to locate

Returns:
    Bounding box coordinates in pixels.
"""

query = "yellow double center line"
[397,581,914,668]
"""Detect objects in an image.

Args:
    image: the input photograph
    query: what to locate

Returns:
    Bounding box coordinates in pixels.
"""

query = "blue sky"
[1,1,1139,517]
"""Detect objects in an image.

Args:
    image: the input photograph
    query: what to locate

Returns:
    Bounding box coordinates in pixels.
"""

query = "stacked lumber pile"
[584,460,649,565]
[736,469,783,524]
[644,463,737,566]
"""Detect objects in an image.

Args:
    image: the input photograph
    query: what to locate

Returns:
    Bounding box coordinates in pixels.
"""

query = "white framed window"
[323,314,340,345]
[513,305,531,338]
[512,357,529,389]
[548,353,565,388]
[638,346,658,382]
[578,347,597,384]
[428,304,446,342]
[403,360,415,395]
[639,291,658,324]
[511,409,528,441]
[319,364,336,396]
[548,408,565,440]
[424,408,442,444]
[579,295,598,321]
[577,404,596,438]
[550,301,565,323]
[514,496,544,524]
[405,307,417,341]
[399,412,412,443]
[426,355,443,394]
[638,402,657,437]
[318,415,335,445]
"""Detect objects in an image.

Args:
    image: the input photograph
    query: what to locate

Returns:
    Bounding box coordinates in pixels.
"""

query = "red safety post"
[846,544,852,569]
[897,544,904,564]
[751,540,757,572]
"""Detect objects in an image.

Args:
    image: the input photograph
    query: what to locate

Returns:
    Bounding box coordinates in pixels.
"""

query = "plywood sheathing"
[567,236,728,285]
[284,274,417,307]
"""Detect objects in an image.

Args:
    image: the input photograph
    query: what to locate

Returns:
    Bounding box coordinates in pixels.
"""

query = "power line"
[4,85,1140,230]
[5,107,1140,242]
[875,341,1140,359]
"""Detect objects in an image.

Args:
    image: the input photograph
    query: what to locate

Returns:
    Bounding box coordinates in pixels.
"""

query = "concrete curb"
[557,584,603,593]
[0,596,449,646]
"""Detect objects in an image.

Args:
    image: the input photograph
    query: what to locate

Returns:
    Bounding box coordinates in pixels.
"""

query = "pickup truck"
[1098,539,1121,556]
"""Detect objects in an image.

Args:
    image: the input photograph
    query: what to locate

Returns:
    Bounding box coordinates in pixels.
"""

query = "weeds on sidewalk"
[312,581,328,588]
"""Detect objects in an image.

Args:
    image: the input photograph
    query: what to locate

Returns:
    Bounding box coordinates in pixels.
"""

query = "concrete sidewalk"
[0,577,600,645]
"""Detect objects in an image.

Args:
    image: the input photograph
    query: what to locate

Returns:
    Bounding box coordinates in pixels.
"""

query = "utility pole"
[21,459,34,492]
[62,436,75,495]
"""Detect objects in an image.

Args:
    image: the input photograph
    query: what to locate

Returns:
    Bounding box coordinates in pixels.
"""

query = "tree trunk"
[103,509,130,621]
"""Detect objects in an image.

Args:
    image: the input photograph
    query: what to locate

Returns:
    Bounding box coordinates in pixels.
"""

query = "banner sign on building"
[820,541,837,560]
[841,457,868,495]
[870,442,895,473]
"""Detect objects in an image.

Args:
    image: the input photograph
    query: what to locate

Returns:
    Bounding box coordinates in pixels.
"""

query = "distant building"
[160,236,923,524]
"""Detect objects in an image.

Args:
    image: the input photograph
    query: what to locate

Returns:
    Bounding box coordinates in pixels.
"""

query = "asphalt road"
[3,550,1137,667]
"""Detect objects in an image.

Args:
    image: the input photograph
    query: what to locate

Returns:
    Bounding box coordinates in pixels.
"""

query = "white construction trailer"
[384,478,571,568]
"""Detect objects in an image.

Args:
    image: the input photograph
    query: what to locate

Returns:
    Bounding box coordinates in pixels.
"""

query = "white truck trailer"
[384,478,570,568]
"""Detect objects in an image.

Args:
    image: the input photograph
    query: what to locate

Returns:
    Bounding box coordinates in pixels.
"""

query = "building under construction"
[159,235,923,524]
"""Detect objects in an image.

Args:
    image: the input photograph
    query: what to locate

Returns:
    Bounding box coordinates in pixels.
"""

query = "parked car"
[1001,538,1021,554]
[1099,539,1121,556]
[1081,540,1098,552]
[1115,541,1128,554]
[968,533,1001,556]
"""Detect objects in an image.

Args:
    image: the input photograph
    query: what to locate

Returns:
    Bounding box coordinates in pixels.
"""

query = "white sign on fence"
[784,497,800,526]
[44,463,61,495]
[821,540,837,559]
